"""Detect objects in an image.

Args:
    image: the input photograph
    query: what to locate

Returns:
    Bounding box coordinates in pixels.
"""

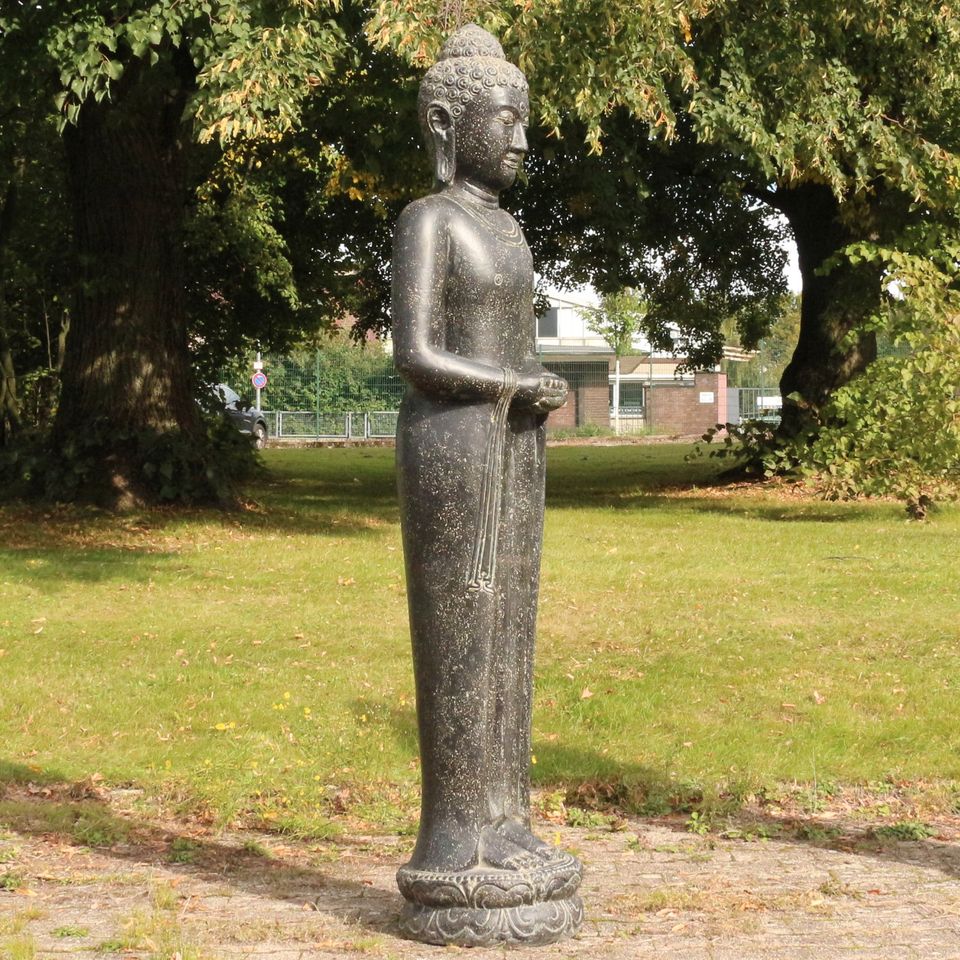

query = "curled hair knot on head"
[417,23,528,136]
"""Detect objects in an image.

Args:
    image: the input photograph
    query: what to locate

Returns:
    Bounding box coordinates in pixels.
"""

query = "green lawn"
[1,444,959,835]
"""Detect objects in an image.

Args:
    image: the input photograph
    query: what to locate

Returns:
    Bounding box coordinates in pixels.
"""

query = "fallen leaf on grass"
[580,688,593,700]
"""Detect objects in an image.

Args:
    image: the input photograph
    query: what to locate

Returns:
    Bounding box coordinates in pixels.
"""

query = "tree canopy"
[0,1,351,503]
[3,0,959,507]
[372,0,960,506]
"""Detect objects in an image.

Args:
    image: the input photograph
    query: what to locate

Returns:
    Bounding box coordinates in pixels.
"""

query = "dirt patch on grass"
[2,785,960,960]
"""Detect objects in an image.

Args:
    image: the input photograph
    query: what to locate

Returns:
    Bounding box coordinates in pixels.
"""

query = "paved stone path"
[2,797,959,959]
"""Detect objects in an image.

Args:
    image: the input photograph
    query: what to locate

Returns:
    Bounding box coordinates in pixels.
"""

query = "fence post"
[314,349,321,437]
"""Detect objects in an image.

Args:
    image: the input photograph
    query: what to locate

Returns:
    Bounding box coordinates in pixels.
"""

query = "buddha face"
[455,84,529,192]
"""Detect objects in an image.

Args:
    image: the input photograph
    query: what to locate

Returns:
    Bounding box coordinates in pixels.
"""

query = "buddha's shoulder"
[396,193,474,232]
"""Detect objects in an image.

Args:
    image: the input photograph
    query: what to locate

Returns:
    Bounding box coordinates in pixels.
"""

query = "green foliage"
[168,837,200,864]
[582,289,647,359]
[72,814,125,848]
[1,2,345,144]
[0,106,71,441]
[872,821,934,842]
[0,414,263,506]
[565,807,615,829]
[372,0,960,467]
[685,811,712,836]
[694,239,960,517]
[723,295,801,389]
[370,1,960,205]
[365,0,705,151]
[240,339,403,414]
[520,119,789,368]
[780,242,960,517]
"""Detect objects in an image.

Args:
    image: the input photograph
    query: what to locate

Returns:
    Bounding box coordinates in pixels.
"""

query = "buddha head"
[418,24,530,192]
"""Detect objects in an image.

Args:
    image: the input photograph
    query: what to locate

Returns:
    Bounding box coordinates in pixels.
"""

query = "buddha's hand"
[515,370,568,412]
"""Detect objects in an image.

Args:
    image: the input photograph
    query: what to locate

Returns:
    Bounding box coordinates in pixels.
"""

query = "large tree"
[370,0,960,433]
[0,1,344,504]
[686,1,960,434]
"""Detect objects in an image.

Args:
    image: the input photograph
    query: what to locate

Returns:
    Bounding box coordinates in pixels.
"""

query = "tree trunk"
[774,183,881,437]
[0,162,23,445]
[0,335,21,446]
[54,60,203,505]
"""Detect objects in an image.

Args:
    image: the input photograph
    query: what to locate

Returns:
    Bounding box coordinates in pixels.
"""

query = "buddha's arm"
[392,201,509,401]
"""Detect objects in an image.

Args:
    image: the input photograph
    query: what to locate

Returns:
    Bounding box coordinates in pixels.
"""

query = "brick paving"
[3,807,959,960]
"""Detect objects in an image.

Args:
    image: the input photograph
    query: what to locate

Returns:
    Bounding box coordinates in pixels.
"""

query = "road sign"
[251,371,268,389]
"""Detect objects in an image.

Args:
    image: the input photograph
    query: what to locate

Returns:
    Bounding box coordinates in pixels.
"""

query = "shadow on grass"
[373,711,960,883]
[254,445,847,534]
[528,745,960,880]
[0,460,401,589]
[0,445,864,574]
[2,755,959,948]
[0,547,181,589]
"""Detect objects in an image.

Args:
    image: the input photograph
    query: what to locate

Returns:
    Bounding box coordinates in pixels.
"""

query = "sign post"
[251,352,267,409]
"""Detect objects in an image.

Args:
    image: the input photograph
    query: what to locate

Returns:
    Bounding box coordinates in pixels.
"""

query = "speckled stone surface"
[390,23,581,947]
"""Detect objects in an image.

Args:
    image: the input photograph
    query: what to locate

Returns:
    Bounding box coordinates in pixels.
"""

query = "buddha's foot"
[493,816,582,869]
[478,823,544,872]
[399,896,583,947]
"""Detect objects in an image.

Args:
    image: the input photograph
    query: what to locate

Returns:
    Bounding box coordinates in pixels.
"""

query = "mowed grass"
[1,444,959,835]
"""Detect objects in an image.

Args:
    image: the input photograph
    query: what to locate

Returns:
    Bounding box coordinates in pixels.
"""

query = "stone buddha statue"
[391,23,583,947]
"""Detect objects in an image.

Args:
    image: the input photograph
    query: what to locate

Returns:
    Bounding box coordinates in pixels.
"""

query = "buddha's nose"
[511,122,528,154]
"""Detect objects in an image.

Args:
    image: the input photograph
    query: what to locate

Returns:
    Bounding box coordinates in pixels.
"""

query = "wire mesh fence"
[261,347,405,414]
[220,346,405,440]
[221,349,750,440]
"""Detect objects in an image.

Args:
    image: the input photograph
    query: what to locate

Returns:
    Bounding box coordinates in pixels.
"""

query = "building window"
[610,381,646,411]
[537,308,558,339]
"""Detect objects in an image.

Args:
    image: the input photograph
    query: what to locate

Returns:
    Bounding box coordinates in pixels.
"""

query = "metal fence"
[268,410,399,440]
[732,387,783,425]
[222,347,405,441]
[226,350,765,440]
[260,348,405,414]
[612,411,648,434]
[227,351,624,441]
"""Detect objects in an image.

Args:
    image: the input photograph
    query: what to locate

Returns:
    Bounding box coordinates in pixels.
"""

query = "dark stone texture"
[391,23,582,946]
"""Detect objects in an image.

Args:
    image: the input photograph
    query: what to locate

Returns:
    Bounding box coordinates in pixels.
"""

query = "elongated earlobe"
[436,135,455,184]
[427,103,455,185]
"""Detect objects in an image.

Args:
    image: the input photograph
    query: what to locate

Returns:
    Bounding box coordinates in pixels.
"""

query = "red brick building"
[536,301,729,435]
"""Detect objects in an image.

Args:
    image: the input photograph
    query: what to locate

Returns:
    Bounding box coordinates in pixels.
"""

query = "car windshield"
[214,384,241,407]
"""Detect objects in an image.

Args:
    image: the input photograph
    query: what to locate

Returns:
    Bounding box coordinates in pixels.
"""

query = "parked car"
[213,383,269,449]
